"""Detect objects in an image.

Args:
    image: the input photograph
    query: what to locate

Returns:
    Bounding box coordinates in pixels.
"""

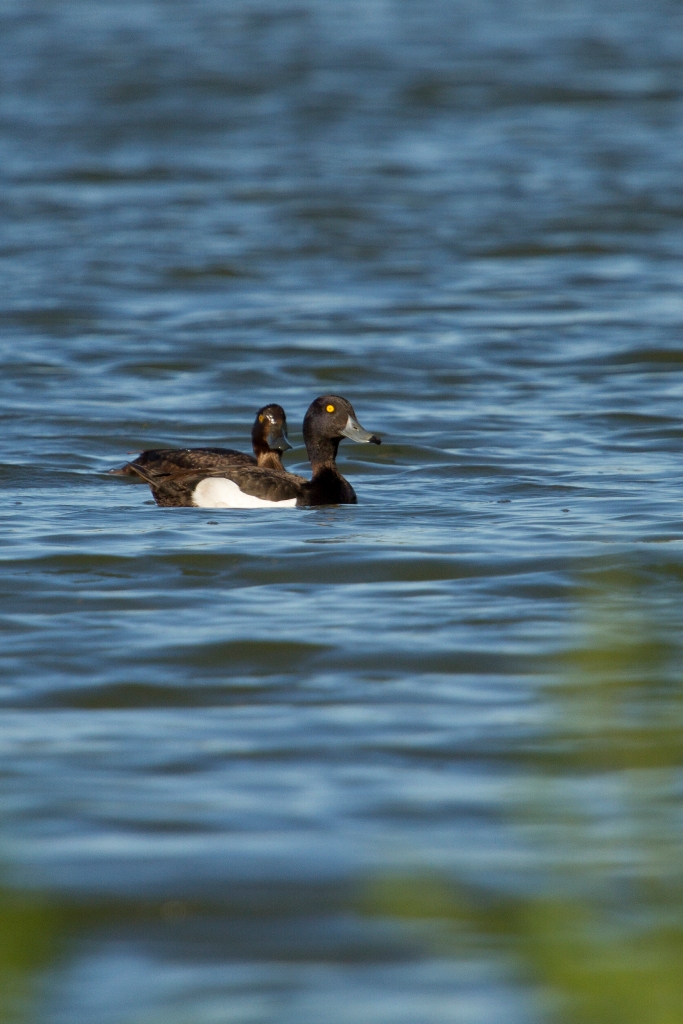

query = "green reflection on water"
[366,569,683,1024]
[0,886,61,1024]
[3,568,683,1022]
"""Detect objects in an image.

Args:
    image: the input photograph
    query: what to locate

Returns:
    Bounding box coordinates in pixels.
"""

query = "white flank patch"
[192,477,297,509]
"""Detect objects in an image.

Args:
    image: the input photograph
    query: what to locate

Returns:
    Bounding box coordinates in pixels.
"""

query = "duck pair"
[113,395,381,508]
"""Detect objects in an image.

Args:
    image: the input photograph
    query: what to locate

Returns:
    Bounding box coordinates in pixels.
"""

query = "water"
[2,1,683,1021]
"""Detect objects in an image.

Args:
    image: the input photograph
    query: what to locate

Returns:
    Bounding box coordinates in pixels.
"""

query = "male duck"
[126,395,381,508]
[111,404,298,480]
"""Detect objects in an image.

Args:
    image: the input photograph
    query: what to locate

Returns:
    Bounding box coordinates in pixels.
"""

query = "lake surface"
[2,1,683,1021]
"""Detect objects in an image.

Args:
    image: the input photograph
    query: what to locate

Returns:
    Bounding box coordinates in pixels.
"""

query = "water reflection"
[3,0,683,1019]
[7,568,683,1022]
[0,883,61,1024]
[366,568,683,1024]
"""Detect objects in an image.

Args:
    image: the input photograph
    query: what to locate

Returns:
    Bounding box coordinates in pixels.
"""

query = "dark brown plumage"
[126,395,381,508]
[110,404,301,481]
[127,461,301,507]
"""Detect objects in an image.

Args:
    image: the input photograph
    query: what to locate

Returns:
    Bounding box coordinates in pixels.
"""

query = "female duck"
[128,395,381,508]
[112,404,297,480]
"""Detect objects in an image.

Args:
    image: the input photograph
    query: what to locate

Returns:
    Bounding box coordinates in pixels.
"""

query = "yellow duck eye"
[326,404,335,413]
[258,414,264,422]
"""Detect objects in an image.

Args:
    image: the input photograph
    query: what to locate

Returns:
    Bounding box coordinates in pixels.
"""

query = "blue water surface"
[2,1,683,1021]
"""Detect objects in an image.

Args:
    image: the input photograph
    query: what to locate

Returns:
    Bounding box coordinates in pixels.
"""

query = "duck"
[110,404,301,481]
[125,395,381,508]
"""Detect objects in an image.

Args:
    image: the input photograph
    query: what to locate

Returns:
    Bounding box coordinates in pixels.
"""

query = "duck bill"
[268,426,293,452]
[340,415,381,445]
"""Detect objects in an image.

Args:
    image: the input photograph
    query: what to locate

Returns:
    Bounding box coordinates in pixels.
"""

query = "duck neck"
[252,426,283,469]
[255,449,284,471]
[306,435,341,476]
